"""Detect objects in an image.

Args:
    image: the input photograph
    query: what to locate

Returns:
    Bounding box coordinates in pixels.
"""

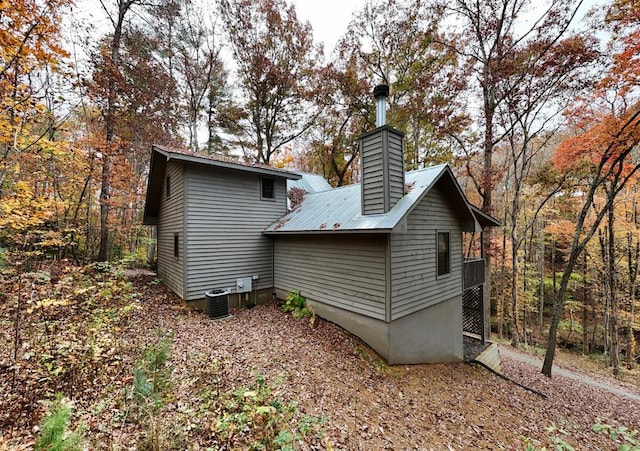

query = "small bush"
[127,334,173,421]
[282,290,306,313]
[35,394,84,451]
[282,290,316,325]
[214,373,326,449]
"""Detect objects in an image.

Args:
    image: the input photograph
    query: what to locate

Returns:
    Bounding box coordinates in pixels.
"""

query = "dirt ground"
[2,272,639,449]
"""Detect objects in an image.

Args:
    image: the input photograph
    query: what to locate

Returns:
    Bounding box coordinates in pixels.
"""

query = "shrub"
[281,290,316,325]
[35,394,84,451]
[127,334,173,421]
[214,373,326,449]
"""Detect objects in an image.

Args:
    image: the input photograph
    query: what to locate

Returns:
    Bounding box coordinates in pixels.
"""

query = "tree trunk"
[98,153,110,261]
[629,239,639,367]
[539,228,545,337]
[481,84,495,344]
[582,251,589,354]
[543,266,578,376]
[510,204,520,347]
[627,199,639,367]
[599,227,610,356]
[608,204,620,376]
[98,0,132,261]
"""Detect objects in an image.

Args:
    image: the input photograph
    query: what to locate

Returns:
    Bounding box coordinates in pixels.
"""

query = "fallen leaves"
[1,265,639,449]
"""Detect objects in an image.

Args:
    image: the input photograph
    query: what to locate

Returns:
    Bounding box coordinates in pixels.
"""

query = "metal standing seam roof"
[287,172,333,194]
[264,164,458,234]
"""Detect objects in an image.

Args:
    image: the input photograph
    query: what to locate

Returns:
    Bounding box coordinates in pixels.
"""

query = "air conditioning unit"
[204,289,230,319]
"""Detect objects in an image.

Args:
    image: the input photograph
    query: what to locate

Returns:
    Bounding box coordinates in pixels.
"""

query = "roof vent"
[374,84,389,127]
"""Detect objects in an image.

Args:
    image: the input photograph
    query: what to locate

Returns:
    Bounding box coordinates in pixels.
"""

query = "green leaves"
[35,394,84,451]
[593,422,639,450]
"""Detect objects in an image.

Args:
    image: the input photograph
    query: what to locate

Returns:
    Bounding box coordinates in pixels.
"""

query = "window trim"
[437,230,451,278]
[260,177,275,201]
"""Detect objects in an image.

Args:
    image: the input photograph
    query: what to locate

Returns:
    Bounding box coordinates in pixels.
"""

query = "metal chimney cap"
[373,84,389,99]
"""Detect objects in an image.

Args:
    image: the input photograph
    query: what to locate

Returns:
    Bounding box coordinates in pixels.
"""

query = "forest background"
[1,0,640,378]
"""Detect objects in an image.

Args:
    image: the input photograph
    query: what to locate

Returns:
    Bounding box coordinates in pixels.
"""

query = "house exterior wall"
[273,235,388,320]
[390,184,463,321]
[157,160,185,298]
[387,293,463,363]
[183,165,287,300]
[360,127,404,214]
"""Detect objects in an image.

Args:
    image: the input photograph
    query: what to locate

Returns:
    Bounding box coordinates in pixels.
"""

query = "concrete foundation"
[274,288,463,364]
[388,294,463,364]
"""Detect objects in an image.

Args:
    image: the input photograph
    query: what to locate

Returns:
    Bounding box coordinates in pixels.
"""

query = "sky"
[70,0,367,56]
[292,0,366,54]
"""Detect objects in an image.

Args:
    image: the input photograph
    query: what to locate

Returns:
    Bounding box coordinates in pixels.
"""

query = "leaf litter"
[1,267,639,449]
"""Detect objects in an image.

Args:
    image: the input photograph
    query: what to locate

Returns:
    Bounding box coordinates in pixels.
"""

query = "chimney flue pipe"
[373,84,389,127]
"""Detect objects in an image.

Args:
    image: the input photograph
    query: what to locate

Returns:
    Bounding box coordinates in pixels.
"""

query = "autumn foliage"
[2,2,640,444]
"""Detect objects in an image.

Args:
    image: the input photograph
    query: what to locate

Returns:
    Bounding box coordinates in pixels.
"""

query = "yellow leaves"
[74,286,97,296]
[26,297,70,314]
[0,180,67,249]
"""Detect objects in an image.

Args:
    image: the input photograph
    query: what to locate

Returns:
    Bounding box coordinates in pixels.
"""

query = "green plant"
[124,333,176,450]
[282,290,306,313]
[214,373,326,450]
[282,290,316,325]
[35,394,84,451]
[127,333,173,421]
[0,246,6,269]
[524,425,575,451]
[593,422,639,450]
[92,261,111,273]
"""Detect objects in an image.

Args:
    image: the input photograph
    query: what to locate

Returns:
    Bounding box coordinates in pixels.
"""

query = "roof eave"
[142,148,166,226]
[470,204,501,228]
[153,145,301,180]
[263,228,392,235]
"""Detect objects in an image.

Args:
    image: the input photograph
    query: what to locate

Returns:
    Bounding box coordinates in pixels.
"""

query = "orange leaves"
[555,107,640,174]
[0,0,71,77]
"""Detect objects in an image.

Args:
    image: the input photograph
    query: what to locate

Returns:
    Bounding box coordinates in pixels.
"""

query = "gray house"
[143,86,498,364]
[143,147,302,305]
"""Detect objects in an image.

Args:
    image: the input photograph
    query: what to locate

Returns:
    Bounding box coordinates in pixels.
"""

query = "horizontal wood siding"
[361,132,385,214]
[387,130,404,208]
[157,160,184,297]
[390,185,463,320]
[274,235,387,320]
[184,166,287,300]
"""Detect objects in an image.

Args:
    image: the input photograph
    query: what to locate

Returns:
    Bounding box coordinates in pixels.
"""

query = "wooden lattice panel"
[462,286,483,336]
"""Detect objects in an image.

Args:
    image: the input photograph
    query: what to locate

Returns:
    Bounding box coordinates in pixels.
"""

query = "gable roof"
[143,145,301,225]
[287,172,332,194]
[264,164,488,235]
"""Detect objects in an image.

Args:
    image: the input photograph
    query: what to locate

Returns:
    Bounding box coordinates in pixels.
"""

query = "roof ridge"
[406,163,448,175]
[153,144,298,175]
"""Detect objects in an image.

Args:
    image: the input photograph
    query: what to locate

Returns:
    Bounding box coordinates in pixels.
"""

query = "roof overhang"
[470,205,501,229]
[152,145,301,180]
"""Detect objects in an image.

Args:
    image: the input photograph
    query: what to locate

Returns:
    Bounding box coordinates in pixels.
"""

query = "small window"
[261,177,274,200]
[437,232,450,276]
[173,233,179,259]
[166,175,171,198]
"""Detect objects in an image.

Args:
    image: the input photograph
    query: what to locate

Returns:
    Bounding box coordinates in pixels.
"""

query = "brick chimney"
[360,84,405,215]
